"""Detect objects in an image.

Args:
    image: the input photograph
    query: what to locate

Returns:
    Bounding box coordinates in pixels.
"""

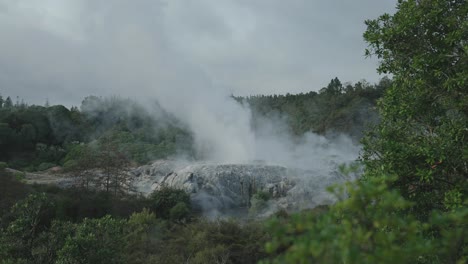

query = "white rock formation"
[130,160,345,217]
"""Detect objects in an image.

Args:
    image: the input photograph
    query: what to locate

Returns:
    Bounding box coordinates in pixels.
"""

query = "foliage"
[0,162,7,171]
[124,209,165,264]
[265,1,468,263]
[96,137,132,195]
[0,193,54,263]
[56,215,126,264]
[13,171,26,182]
[249,190,273,216]
[149,186,191,220]
[0,170,30,218]
[362,0,468,218]
[37,162,56,172]
[264,176,468,263]
[155,219,269,264]
[0,95,195,169]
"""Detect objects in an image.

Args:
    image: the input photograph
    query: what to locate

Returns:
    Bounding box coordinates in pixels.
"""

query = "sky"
[0,0,396,107]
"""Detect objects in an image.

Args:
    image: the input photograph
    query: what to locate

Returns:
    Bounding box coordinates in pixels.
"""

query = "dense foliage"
[265,0,467,263]
[362,0,468,217]
[0,169,268,264]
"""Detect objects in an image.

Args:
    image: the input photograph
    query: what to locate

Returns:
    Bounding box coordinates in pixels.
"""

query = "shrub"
[170,202,190,221]
[14,172,26,182]
[250,190,272,216]
[37,162,56,171]
[62,160,78,172]
[0,161,8,170]
[263,176,468,263]
[149,186,191,220]
[56,215,126,264]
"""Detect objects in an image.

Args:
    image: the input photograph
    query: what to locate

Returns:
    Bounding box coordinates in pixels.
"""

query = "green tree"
[68,144,100,190]
[322,77,343,95]
[362,0,468,218]
[264,1,467,263]
[97,137,131,195]
[56,215,126,264]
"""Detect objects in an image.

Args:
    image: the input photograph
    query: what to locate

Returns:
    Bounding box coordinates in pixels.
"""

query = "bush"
[8,159,30,170]
[37,162,56,171]
[0,161,7,171]
[149,186,191,220]
[170,202,190,221]
[62,160,78,172]
[14,172,26,182]
[254,190,271,201]
[56,215,126,264]
[263,176,468,264]
[250,190,272,216]
[22,165,36,172]
[155,219,269,264]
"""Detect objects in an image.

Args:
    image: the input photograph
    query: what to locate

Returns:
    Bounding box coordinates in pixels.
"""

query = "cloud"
[0,0,395,105]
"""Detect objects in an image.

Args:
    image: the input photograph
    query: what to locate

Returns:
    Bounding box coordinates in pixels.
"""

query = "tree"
[0,94,3,108]
[18,123,36,149]
[4,96,13,108]
[97,137,132,195]
[264,1,467,262]
[362,0,468,218]
[0,123,15,151]
[326,77,343,95]
[69,144,100,190]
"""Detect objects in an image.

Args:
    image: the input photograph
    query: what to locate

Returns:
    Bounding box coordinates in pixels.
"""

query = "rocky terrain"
[8,159,350,218]
[130,160,347,217]
[6,168,76,187]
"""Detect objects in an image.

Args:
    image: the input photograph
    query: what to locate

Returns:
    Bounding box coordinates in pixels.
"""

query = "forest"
[0,0,467,263]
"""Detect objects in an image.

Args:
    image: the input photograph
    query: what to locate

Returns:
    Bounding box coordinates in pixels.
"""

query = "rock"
[130,160,343,217]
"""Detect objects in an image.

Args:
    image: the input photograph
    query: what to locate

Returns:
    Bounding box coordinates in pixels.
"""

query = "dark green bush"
[170,202,190,221]
[37,162,56,171]
[149,186,191,220]
[0,161,8,170]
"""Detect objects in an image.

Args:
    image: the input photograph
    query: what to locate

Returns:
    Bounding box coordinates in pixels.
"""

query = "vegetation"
[362,0,468,218]
[0,170,268,264]
[148,185,191,221]
[0,0,466,263]
[235,76,390,140]
[0,96,194,171]
[265,0,467,263]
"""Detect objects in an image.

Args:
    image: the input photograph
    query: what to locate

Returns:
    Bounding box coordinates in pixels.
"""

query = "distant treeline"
[0,95,194,171]
[235,76,391,139]
[0,77,389,171]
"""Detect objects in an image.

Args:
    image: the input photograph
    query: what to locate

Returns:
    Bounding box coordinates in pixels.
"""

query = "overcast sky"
[0,0,396,107]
